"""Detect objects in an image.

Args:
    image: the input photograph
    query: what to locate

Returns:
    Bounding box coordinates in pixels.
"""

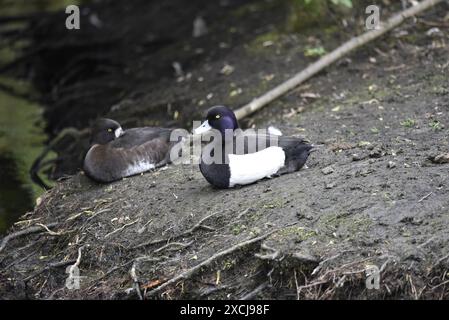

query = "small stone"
[321,166,334,175]
[352,154,364,161]
[387,161,396,168]
[369,147,383,158]
[404,163,411,168]
[429,153,449,164]
[220,64,234,76]
[325,182,336,189]
[296,211,306,219]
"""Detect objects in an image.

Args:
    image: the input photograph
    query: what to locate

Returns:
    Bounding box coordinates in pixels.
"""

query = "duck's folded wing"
[109,127,173,149]
[231,131,309,154]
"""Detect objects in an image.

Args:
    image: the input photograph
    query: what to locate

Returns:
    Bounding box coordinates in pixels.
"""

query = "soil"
[1,0,449,299]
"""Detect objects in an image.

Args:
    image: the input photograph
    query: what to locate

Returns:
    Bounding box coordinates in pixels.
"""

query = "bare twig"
[153,240,194,254]
[183,212,219,234]
[418,192,433,203]
[430,279,449,291]
[236,207,252,220]
[23,259,77,282]
[240,282,270,300]
[130,263,143,300]
[85,260,134,291]
[296,280,328,292]
[35,223,64,236]
[0,222,58,253]
[104,219,139,238]
[254,243,280,261]
[294,269,300,300]
[132,212,219,250]
[311,253,342,276]
[233,0,444,120]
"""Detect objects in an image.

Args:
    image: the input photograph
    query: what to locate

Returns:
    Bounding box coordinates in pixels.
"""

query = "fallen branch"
[153,240,194,254]
[22,259,76,283]
[145,228,280,297]
[0,222,59,254]
[234,0,444,120]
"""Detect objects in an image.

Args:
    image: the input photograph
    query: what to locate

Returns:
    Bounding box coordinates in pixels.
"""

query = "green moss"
[321,212,373,236]
[429,120,443,131]
[246,31,282,55]
[231,1,279,18]
[432,86,449,96]
[277,226,317,242]
[286,0,329,31]
[304,46,327,57]
[400,119,417,128]
[232,224,247,235]
[222,258,237,270]
[261,199,285,209]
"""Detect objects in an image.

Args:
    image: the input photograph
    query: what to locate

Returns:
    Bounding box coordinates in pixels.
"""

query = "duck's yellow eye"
[107,128,113,132]
[215,114,221,119]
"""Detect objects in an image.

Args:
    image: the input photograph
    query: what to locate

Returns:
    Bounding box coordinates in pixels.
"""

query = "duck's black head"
[90,118,124,145]
[194,105,239,136]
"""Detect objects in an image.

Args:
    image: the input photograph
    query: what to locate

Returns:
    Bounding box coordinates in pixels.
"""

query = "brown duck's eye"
[107,128,113,132]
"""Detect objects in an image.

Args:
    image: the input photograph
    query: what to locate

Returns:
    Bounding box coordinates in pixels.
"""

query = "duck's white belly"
[228,146,285,187]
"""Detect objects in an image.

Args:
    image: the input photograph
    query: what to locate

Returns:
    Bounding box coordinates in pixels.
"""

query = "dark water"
[0,155,36,232]
[0,0,82,234]
[0,82,51,234]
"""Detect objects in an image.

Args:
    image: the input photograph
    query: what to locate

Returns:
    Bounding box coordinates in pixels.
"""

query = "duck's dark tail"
[279,142,314,174]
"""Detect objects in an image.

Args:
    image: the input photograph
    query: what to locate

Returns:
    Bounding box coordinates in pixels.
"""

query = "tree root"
[0,222,59,254]
[145,227,282,298]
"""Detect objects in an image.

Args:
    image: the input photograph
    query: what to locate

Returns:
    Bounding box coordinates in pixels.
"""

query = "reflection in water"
[0,83,52,234]
[0,154,35,232]
[0,0,84,234]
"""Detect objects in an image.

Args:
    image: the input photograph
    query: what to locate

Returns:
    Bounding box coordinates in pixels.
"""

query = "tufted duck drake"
[193,106,313,188]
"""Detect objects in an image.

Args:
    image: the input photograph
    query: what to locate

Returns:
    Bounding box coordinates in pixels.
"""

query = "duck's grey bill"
[194,120,212,134]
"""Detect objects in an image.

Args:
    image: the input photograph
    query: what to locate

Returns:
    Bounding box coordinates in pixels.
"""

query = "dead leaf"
[141,278,166,290]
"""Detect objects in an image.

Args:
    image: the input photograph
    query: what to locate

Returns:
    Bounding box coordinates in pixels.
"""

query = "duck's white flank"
[123,160,155,176]
[228,146,285,187]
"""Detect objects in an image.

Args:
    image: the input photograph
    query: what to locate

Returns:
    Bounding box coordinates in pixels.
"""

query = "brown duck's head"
[90,118,123,145]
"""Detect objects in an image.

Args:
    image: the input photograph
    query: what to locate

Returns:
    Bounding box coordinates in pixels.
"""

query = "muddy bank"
[1,0,449,299]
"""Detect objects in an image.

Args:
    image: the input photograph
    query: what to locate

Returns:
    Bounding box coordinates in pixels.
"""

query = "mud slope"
[1,2,449,299]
